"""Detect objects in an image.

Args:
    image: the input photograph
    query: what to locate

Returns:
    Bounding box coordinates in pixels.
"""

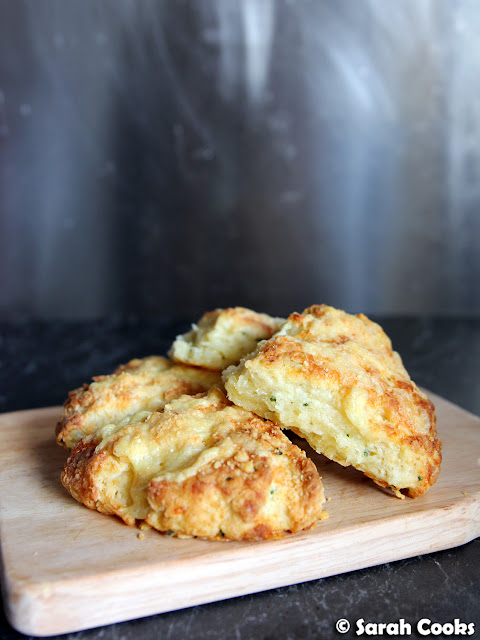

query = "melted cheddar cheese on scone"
[61,388,327,540]
[224,305,441,498]
[56,356,221,449]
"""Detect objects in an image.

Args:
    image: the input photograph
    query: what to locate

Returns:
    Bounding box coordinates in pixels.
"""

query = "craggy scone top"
[56,356,222,450]
[61,388,327,541]
[224,305,442,498]
[169,307,285,371]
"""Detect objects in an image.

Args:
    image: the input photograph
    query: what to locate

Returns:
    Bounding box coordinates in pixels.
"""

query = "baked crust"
[56,356,222,450]
[169,307,284,370]
[61,388,327,540]
[224,305,441,498]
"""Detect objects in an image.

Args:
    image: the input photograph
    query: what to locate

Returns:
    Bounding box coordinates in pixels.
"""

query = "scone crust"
[169,307,284,370]
[224,305,441,498]
[56,356,222,450]
[61,388,327,540]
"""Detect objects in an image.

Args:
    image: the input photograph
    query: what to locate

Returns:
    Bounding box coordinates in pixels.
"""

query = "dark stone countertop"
[0,317,479,640]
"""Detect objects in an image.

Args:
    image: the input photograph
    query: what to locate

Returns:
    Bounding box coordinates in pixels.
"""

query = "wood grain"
[0,392,478,636]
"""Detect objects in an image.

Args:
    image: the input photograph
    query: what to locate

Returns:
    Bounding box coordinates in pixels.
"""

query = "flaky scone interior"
[224,305,441,498]
[61,387,327,540]
[169,307,284,370]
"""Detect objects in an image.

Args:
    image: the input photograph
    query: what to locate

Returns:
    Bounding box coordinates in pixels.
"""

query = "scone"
[169,307,284,370]
[61,388,327,540]
[56,356,222,450]
[224,305,442,498]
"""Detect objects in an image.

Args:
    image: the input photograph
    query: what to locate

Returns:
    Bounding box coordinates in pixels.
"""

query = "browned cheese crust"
[61,388,327,540]
[56,356,222,450]
[224,304,442,498]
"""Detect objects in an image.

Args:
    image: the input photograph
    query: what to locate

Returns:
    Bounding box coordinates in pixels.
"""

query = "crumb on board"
[137,532,145,540]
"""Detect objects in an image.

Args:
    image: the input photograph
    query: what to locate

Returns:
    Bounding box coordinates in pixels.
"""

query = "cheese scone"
[224,305,441,499]
[61,388,327,540]
[169,307,284,370]
[56,356,222,450]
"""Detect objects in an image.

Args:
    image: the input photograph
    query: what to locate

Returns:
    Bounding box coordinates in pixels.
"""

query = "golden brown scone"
[56,356,222,450]
[168,307,284,370]
[61,388,327,540]
[224,304,442,499]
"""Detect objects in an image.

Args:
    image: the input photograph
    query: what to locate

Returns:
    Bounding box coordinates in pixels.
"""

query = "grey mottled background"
[1,0,479,319]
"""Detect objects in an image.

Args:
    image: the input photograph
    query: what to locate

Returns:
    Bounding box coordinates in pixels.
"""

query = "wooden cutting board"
[0,391,478,636]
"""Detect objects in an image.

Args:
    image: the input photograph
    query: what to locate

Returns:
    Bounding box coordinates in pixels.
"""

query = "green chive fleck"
[270,396,276,402]
[303,402,309,406]
[346,434,350,437]
[275,449,283,455]
[167,530,174,536]
[418,476,423,482]
[219,530,225,538]
[270,488,275,495]
[363,450,369,457]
